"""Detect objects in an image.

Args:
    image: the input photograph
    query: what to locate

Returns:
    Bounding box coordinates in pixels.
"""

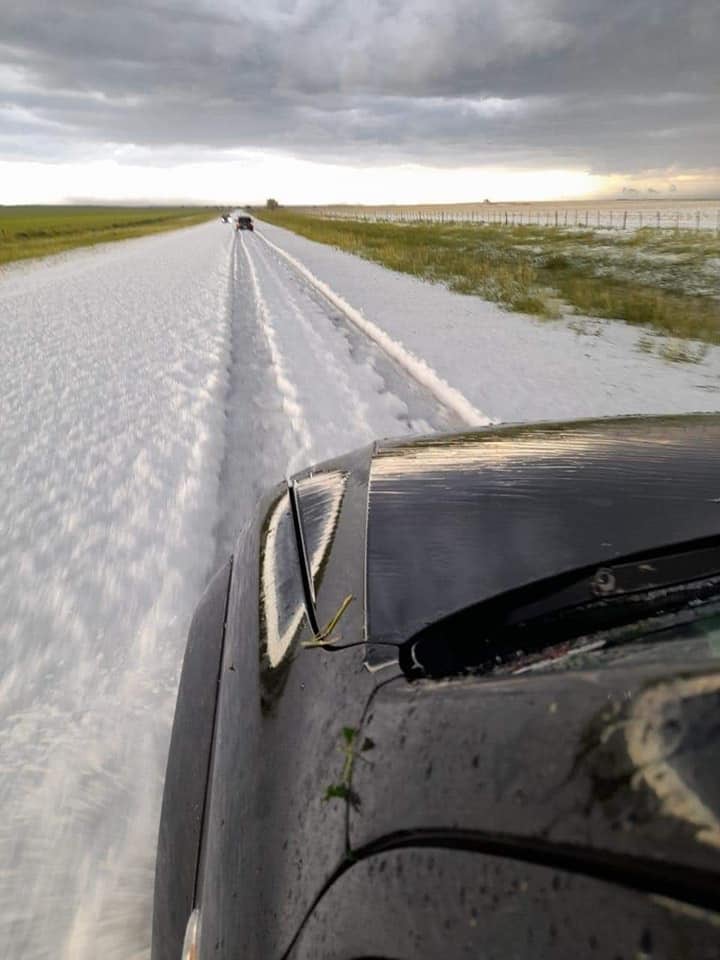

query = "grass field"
[0,205,220,266]
[258,208,720,352]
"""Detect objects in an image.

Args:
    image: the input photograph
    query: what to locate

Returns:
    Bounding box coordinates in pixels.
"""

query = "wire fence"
[306,205,720,233]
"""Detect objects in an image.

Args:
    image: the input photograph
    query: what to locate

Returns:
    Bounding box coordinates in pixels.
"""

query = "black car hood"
[292,415,720,663]
[364,415,720,652]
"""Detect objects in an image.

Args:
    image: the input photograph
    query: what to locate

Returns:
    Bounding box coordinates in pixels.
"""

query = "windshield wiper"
[402,538,720,679]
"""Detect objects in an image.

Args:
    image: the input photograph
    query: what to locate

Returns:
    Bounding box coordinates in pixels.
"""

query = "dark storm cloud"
[0,0,718,173]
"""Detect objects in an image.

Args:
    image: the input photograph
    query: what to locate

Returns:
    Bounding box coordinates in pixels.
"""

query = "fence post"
[622,210,627,230]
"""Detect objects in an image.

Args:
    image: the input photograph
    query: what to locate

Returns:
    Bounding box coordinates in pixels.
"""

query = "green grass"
[0,205,220,266]
[257,209,720,346]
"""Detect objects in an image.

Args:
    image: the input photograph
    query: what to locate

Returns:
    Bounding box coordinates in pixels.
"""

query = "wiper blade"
[402,539,720,679]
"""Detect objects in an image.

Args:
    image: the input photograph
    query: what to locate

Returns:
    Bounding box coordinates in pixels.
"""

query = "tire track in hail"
[243,235,382,439]
[247,233,466,437]
[238,232,314,476]
[255,227,492,429]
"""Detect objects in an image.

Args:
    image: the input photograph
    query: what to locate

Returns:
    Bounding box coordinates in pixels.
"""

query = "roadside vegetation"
[258,208,720,351]
[0,205,220,266]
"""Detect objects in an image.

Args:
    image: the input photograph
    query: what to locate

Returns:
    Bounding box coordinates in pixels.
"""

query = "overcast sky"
[1,0,718,203]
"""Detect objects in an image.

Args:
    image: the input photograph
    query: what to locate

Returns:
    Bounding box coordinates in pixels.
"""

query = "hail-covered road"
[1,218,719,959]
[0,221,480,960]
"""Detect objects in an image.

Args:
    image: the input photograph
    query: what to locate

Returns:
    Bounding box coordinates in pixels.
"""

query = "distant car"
[236,215,254,231]
[153,415,720,960]
[220,214,230,223]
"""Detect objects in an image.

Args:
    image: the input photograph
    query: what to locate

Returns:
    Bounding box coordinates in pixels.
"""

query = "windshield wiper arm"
[402,538,720,679]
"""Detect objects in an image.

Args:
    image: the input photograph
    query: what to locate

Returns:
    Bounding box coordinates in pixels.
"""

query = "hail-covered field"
[307,198,720,232]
